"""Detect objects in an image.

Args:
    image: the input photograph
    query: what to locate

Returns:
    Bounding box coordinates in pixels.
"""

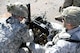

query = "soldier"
[45,6,80,53]
[59,0,80,12]
[0,2,34,53]
[63,0,80,8]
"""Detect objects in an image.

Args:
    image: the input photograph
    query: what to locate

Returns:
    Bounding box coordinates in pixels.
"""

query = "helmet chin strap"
[20,18,26,24]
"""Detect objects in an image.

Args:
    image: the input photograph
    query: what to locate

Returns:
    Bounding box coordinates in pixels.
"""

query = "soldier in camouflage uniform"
[62,0,80,8]
[45,6,80,53]
[59,0,80,12]
[0,2,34,53]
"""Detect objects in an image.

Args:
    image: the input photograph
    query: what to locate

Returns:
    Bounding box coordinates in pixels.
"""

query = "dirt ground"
[0,0,64,23]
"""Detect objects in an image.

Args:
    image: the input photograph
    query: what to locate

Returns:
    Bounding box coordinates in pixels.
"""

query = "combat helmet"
[7,2,28,17]
[55,6,80,26]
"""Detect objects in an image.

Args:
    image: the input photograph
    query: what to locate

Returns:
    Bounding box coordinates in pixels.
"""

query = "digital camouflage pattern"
[62,0,80,8]
[0,16,34,53]
[59,0,80,12]
[56,6,80,26]
[45,6,80,53]
[45,26,80,53]
[7,2,28,17]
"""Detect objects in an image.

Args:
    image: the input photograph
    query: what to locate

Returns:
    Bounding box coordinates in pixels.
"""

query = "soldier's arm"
[21,28,34,43]
[45,40,72,53]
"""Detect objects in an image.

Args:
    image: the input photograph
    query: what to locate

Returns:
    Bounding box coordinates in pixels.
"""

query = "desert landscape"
[0,0,64,22]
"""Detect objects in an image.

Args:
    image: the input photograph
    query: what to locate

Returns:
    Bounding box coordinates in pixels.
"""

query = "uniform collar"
[6,16,20,24]
[67,26,80,34]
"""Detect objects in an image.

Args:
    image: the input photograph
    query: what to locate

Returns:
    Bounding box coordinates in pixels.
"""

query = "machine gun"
[26,4,56,45]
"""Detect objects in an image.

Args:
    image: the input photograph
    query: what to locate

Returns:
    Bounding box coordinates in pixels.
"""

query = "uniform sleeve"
[21,28,34,43]
[45,40,71,53]
[62,0,73,8]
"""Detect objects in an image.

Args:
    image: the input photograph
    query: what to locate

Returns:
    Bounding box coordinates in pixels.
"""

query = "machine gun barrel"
[27,4,31,23]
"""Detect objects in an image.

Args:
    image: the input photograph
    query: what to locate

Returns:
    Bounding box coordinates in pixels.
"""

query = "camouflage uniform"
[59,0,80,12]
[62,0,80,8]
[0,2,34,53]
[45,6,80,53]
